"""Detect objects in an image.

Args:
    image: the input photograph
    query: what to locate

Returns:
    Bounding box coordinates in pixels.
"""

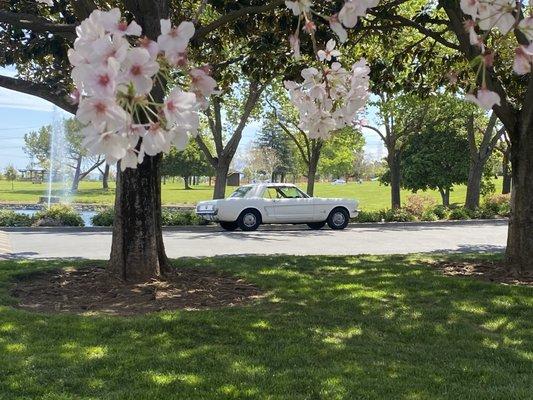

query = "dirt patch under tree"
[430,260,533,286]
[11,266,263,316]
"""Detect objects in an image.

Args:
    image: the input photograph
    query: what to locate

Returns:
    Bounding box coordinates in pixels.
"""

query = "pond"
[14,209,97,227]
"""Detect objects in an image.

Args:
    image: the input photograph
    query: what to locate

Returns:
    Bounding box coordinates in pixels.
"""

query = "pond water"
[14,209,97,227]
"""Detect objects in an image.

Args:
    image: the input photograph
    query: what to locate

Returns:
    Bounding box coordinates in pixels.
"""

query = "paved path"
[0,220,507,260]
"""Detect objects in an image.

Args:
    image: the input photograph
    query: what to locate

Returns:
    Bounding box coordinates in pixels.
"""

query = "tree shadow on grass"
[0,254,532,399]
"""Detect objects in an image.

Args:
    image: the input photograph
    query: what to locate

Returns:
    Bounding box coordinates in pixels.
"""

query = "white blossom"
[465,89,501,109]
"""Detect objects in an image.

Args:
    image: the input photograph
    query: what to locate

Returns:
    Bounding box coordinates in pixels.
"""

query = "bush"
[381,208,417,222]
[0,210,34,227]
[432,205,450,220]
[91,208,115,226]
[354,210,382,223]
[481,194,511,217]
[162,210,207,226]
[403,194,437,219]
[420,210,439,221]
[34,205,84,227]
[448,207,471,220]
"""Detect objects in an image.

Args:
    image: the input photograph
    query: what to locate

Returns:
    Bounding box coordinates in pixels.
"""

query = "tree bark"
[465,161,483,210]
[306,140,322,196]
[439,187,450,207]
[502,149,511,194]
[184,175,191,190]
[109,0,169,282]
[505,123,533,273]
[213,161,230,199]
[71,156,82,191]
[102,164,110,190]
[388,152,401,209]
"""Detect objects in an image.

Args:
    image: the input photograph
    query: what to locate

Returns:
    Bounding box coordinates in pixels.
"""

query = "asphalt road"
[0,220,507,260]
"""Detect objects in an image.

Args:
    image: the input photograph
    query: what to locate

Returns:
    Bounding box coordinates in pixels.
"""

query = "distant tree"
[23,119,104,191]
[319,128,365,180]
[402,128,470,206]
[162,141,214,190]
[256,119,297,182]
[245,146,281,182]
[4,165,18,190]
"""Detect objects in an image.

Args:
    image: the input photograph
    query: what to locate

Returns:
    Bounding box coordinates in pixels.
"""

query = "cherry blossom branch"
[0,74,75,113]
[0,10,76,41]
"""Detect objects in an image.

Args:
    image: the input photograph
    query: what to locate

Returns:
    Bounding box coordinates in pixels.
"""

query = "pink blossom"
[189,67,217,98]
[157,20,195,60]
[329,14,348,43]
[465,89,501,109]
[318,39,341,61]
[285,0,312,16]
[513,45,532,75]
[77,97,129,130]
[289,34,301,60]
[120,48,159,95]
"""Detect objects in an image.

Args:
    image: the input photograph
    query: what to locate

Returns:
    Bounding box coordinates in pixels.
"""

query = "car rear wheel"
[220,221,238,231]
[327,208,349,230]
[307,221,326,230]
[237,209,261,231]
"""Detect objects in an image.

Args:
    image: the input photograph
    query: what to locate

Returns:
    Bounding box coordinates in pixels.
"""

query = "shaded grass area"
[0,179,503,210]
[1,254,532,399]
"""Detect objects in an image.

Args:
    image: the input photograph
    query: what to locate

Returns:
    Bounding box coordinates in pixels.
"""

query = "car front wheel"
[327,208,349,230]
[220,221,238,231]
[237,209,261,231]
[307,221,326,230]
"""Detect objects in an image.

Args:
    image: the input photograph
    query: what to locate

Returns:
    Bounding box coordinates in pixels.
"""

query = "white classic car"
[196,183,359,231]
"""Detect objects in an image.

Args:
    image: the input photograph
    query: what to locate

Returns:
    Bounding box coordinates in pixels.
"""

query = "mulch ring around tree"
[430,260,533,286]
[10,266,264,316]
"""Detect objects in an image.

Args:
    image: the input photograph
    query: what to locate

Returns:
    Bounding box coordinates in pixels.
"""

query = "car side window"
[278,187,305,199]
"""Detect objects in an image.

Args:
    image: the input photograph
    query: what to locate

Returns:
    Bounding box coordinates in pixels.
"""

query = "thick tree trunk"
[110,155,169,281]
[71,156,82,191]
[102,164,110,190]
[306,142,322,196]
[388,152,401,209]
[184,176,191,190]
[108,0,169,281]
[213,161,229,199]
[465,160,483,210]
[505,124,533,273]
[439,187,450,207]
[502,150,512,194]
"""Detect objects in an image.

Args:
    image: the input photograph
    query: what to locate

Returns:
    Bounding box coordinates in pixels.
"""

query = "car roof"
[240,183,297,188]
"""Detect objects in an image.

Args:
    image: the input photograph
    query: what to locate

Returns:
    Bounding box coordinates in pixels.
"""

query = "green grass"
[0,254,532,399]
[0,178,503,210]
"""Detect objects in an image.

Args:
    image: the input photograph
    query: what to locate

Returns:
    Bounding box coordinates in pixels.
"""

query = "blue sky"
[0,66,384,170]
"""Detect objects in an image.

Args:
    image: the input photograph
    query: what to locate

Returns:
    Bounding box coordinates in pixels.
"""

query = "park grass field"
[0,254,532,399]
[0,178,503,211]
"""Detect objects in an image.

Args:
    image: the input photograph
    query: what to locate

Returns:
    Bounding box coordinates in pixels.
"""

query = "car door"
[271,186,315,222]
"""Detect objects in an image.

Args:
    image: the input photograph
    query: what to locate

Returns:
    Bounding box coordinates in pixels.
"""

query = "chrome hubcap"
[332,212,345,226]
[243,213,257,227]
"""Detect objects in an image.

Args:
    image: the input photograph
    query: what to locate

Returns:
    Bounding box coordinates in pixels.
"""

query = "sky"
[0,66,384,170]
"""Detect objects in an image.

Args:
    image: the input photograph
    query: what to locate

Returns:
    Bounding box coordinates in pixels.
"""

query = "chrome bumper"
[196,211,219,221]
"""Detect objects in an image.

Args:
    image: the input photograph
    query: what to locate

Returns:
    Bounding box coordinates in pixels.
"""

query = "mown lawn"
[0,178,503,210]
[0,254,531,399]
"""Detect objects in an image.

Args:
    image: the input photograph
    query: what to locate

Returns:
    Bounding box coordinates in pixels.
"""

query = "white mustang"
[196,183,359,231]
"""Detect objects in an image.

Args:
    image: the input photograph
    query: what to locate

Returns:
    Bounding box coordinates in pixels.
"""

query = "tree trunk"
[102,164,110,190]
[109,154,169,281]
[439,187,450,207]
[184,175,191,190]
[71,156,82,191]
[465,160,483,210]
[502,150,512,194]
[388,152,401,209]
[505,123,533,273]
[213,161,229,199]
[109,0,169,281]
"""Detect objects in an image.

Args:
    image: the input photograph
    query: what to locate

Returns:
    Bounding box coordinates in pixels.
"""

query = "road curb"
[0,218,508,233]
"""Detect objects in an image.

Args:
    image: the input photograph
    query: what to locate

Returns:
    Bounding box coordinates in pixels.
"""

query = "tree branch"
[193,0,285,43]
[0,11,76,41]
[0,75,75,114]
[362,124,386,142]
[195,135,217,168]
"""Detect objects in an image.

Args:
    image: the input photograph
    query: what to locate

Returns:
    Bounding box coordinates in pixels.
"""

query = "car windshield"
[271,186,309,199]
[229,186,254,198]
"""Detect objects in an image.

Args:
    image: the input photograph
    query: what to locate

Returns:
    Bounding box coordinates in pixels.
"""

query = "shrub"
[421,210,439,221]
[448,207,471,220]
[0,210,34,227]
[162,210,207,226]
[432,205,450,220]
[482,194,511,217]
[34,205,84,227]
[91,208,115,226]
[381,208,417,222]
[355,210,382,223]
[403,194,437,219]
